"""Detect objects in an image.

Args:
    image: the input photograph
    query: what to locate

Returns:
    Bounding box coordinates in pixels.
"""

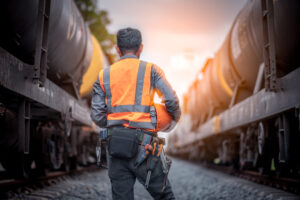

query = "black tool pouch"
[107,127,139,159]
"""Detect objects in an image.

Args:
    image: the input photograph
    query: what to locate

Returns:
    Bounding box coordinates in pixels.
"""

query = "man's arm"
[151,64,181,122]
[90,77,107,127]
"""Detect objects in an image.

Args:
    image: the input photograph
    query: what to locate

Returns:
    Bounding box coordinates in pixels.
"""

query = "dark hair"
[117,27,142,55]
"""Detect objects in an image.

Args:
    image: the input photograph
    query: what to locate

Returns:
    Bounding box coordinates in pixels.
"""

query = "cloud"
[100,0,246,34]
[99,0,247,98]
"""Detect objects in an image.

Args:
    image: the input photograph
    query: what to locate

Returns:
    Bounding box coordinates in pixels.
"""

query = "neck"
[119,54,138,60]
[122,52,138,57]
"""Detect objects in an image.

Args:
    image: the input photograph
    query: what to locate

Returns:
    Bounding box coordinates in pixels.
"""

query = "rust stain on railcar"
[214,115,220,133]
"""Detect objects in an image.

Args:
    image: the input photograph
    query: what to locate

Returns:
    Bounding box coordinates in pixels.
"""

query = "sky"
[99,0,247,100]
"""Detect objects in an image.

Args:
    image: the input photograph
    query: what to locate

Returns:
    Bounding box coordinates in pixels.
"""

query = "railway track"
[237,170,300,194]
[0,165,100,199]
[201,162,300,195]
[1,158,299,199]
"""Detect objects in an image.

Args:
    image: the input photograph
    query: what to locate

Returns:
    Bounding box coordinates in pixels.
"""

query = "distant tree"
[74,0,116,63]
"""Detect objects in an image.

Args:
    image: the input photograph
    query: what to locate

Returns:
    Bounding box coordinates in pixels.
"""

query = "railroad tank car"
[0,0,108,97]
[0,0,110,178]
[168,0,300,177]
[185,0,300,128]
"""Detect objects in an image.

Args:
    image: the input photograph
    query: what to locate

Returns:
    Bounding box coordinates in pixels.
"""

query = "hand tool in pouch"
[145,141,163,188]
[96,129,108,169]
[135,134,152,166]
[160,147,172,192]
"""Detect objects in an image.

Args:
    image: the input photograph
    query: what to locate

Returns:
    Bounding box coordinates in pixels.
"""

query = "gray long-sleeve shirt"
[90,57,181,128]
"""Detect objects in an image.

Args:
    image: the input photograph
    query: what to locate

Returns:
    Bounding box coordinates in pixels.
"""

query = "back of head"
[117,27,142,55]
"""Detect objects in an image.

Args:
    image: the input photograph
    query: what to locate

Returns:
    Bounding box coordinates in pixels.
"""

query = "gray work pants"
[107,152,175,200]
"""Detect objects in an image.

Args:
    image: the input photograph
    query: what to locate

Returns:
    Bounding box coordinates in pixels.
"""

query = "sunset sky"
[100,0,247,100]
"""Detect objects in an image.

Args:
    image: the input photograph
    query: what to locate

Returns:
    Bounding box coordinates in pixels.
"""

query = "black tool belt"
[107,126,155,159]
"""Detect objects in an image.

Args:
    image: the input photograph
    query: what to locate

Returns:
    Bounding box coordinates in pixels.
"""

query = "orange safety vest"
[99,58,157,130]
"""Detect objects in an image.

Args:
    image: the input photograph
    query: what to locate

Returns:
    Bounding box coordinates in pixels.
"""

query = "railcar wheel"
[239,126,258,169]
[61,142,71,171]
[218,137,239,165]
[277,114,290,164]
[273,113,298,176]
[256,121,274,175]
[0,105,32,178]
[1,152,32,178]
[257,122,265,155]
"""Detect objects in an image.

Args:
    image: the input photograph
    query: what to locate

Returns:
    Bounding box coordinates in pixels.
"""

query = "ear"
[115,46,123,57]
[136,44,143,58]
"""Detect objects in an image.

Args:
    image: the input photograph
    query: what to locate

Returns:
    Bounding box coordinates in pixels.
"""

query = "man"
[91,27,181,200]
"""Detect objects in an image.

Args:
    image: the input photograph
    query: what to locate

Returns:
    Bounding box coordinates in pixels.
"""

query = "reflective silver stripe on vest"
[107,120,129,127]
[129,121,155,129]
[111,105,150,113]
[135,61,147,105]
[103,67,112,113]
[107,120,155,129]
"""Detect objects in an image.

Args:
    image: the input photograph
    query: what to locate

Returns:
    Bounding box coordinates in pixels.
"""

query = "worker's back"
[109,58,152,108]
[98,56,155,129]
